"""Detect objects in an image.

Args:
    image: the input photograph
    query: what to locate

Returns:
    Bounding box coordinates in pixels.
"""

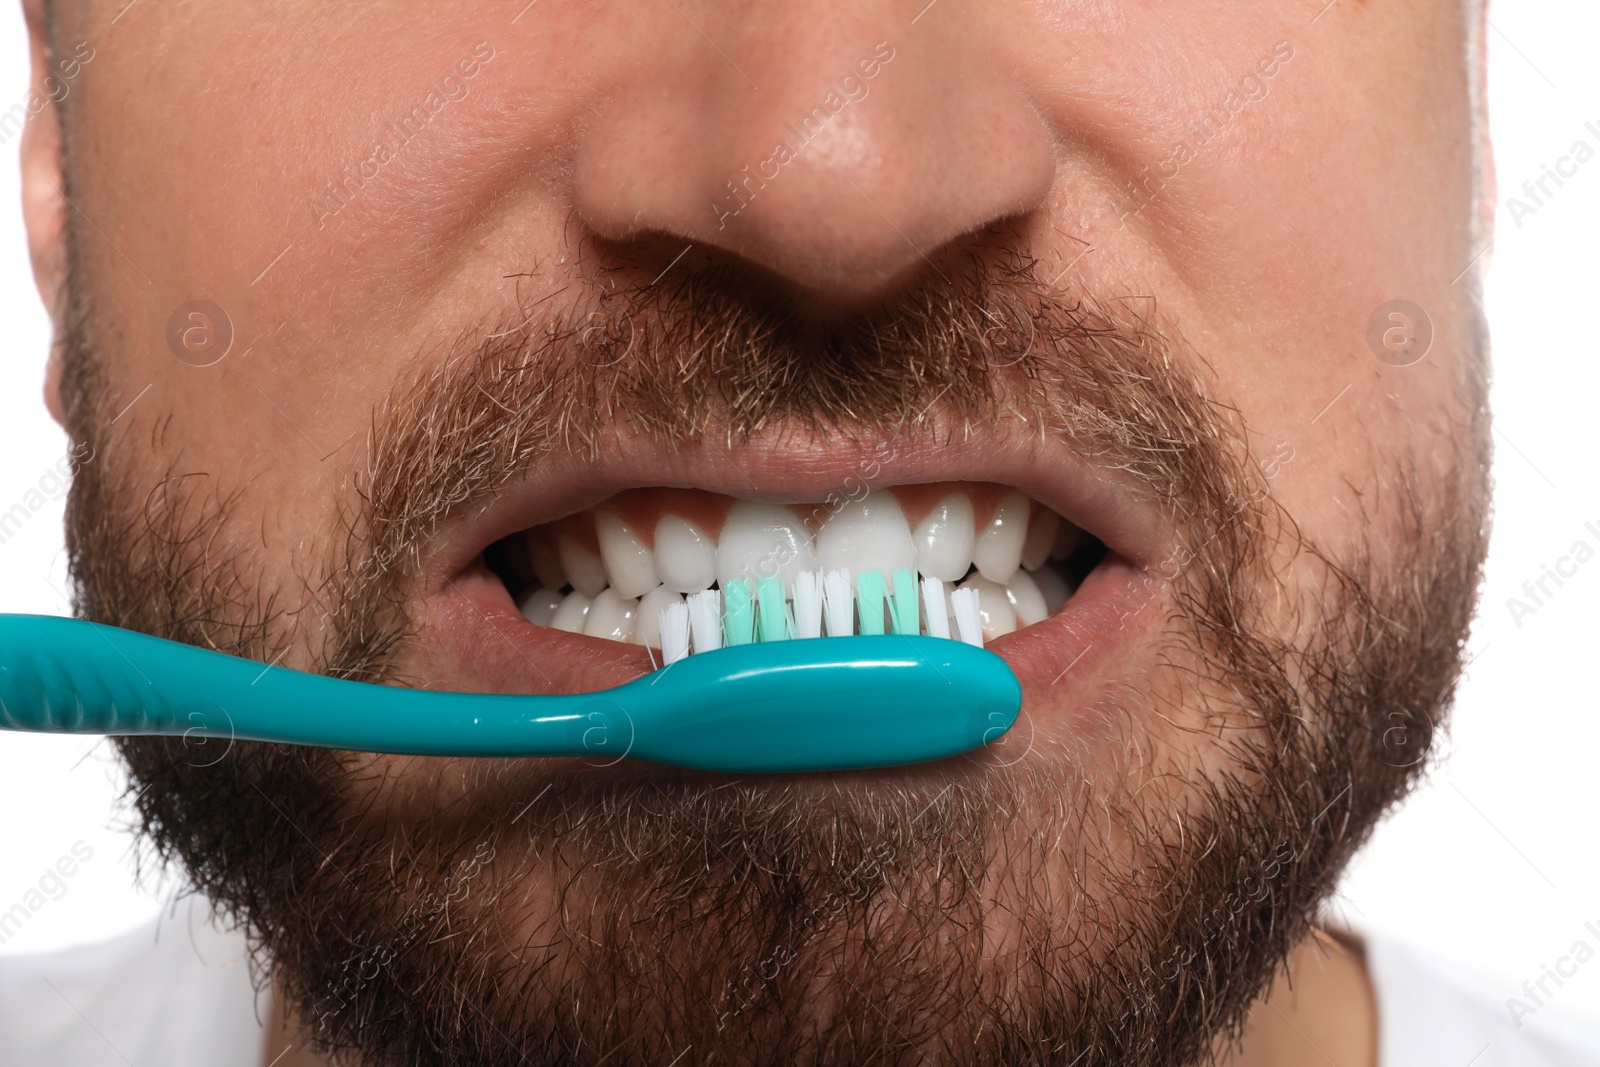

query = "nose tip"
[572,32,1057,301]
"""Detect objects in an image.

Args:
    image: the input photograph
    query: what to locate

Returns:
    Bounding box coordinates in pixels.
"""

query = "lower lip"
[420,554,1161,752]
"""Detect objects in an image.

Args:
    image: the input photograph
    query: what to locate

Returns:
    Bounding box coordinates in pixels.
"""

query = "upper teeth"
[653,515,718,594]
[973,488,1029,585]
[595,513,660,599]
[716,502,817,588]
[816,492,916,579]
[554,534,607,598]
[513,488,1082,647]
[911,493,975,581]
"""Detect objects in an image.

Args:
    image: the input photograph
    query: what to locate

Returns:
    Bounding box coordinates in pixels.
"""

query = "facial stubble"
[58,249,1490,1066]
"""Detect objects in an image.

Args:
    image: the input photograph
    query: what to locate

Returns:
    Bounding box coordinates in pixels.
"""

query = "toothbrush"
[0,571,1019,774]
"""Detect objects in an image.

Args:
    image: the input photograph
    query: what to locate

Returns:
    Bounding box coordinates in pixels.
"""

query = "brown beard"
[58,242,1490,1066]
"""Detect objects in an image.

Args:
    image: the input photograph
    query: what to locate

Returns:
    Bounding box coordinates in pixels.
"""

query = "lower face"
[46,0,1487,1063]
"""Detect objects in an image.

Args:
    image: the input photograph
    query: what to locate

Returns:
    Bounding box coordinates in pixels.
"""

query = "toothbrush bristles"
[823,569,855,637]
[792,571,824,639]
[922,577,951,640]
[660,601,691,664]
[655,567,989,659]
[688,589,724,653]
[950,587,985,647]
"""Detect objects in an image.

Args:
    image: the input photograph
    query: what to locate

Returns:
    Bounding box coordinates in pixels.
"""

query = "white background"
[0,0,1596,1033]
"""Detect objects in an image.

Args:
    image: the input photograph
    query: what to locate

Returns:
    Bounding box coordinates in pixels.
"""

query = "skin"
[19,0,1488,1062]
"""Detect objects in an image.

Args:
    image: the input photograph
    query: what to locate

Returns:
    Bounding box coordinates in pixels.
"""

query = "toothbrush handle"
[0,614,606,757]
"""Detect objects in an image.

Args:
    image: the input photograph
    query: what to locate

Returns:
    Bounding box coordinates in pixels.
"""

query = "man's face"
[28,0,1488,1063]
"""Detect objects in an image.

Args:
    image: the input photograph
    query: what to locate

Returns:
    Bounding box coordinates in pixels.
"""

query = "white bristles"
[921,577,950,640]
[792,570,824,639]
[950,587,985,647]
[654,564,1011,658]
[822,569,855,636]
[660,601,690,664]
[688,588,724,652]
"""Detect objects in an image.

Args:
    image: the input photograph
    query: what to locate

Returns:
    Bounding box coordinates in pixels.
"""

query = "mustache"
[371,245,1224,500]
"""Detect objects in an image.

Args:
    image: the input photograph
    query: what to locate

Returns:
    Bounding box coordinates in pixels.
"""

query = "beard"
[56,243,1490,1066]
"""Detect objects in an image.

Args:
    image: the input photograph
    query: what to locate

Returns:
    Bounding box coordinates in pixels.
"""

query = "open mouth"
[479,484,1110,658]
[418,438,1160,704]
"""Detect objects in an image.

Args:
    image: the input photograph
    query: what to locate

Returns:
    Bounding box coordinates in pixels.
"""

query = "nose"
[571,7,1057,302]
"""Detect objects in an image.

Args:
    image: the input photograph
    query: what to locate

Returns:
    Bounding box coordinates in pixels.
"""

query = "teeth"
[911,493,976,582]
[973,489,1029,585]
[1050,520,1081,562]
[654,515,718,594]
[958,574,1017,640]
[1030,564,1072,616]
[556,534,608,598]
[634,586,683,648]
[817,490,915,580]
[509,488,1090,653]
[1005,569,1049,627]
[1021,507,1059,572]
[519,588,564,627]
[595,513,659,600]
[583,588,638,642]
[524,531,568,591]
[548,591,593,633]
[716,501,817,590]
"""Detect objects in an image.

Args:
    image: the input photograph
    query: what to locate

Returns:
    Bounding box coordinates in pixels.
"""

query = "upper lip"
[421,425,1168,596]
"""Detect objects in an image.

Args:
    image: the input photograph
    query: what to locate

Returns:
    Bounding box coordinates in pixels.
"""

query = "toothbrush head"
[612,634,1022,773]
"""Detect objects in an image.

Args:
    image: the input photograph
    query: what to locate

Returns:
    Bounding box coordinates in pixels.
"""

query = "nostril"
[570,36,1058,305]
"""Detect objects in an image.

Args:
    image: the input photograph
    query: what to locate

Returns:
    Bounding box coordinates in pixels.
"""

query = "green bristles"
[723,579,755,645]
[889,567,919,635]
[855,571,887,636]
[756,575,791,641]
[722,568,914,644]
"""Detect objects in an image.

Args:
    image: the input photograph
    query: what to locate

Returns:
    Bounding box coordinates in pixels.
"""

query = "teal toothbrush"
[0,612,1020,774]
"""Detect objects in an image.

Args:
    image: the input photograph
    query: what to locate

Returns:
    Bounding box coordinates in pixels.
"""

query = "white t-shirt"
[2,909,1597,1066]
[0,896,265,1067]
[1363,934,1600,1066]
